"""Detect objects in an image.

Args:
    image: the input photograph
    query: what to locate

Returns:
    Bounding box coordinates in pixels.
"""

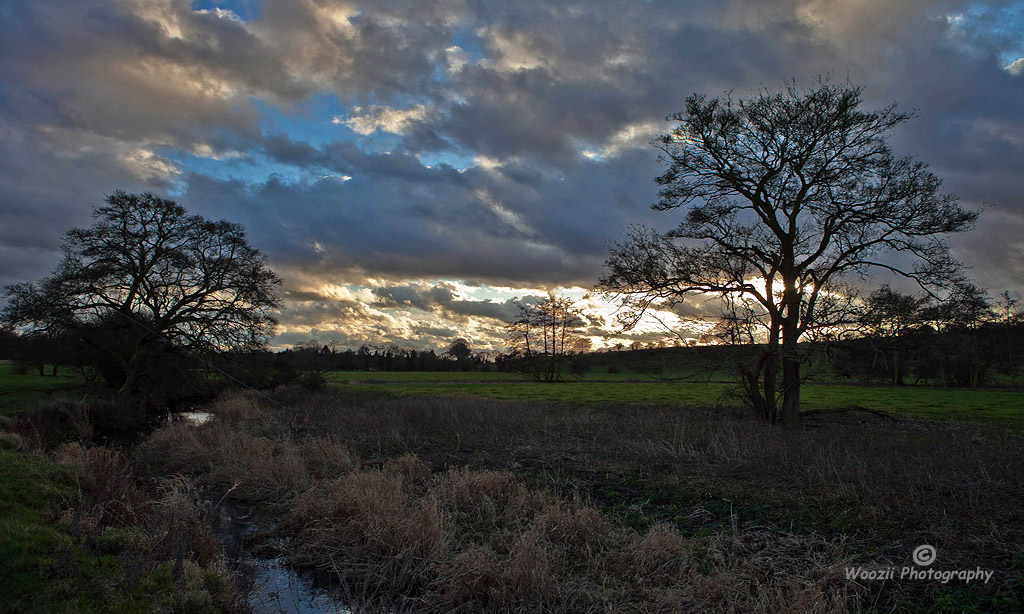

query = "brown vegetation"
[131,388,1024,612]
[50,442,244,612]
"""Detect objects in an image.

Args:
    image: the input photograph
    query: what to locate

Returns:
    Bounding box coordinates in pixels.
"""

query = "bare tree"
[997,290,1020,365]
[599,79,977,427]
[505,294,587,382]
[933,282,993,388]
[2,191,281,401]
[857,286,930,386]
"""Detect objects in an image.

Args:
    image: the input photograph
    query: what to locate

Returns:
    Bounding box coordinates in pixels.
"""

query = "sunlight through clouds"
[1,0,1023,351]
[334,105,433,135]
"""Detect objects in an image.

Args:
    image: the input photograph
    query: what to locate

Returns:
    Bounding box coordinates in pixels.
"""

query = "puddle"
[213,502,352,614]
[165,410,214,425]
[247,557,352,614]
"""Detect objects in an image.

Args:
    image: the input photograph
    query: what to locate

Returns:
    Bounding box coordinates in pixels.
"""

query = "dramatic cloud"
[335,104,434,135]
[2,0,1023,351]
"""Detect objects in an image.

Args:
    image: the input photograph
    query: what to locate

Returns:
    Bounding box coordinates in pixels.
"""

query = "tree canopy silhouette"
[2,190,281,402]
[599,79,978,427]
[505,294,588,382]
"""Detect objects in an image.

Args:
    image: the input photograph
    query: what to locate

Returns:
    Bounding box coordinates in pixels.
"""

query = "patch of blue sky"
[190,0,262,22]
[947,3,1024,65]
[161,147,317,188]
[450,28,488,64]
[253,95,348,149]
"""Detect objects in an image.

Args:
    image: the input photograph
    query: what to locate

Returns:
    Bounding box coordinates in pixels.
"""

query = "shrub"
[0,431,25,451]
[53,442,150,529]
[297,370,327,391]
[12,400,93,448]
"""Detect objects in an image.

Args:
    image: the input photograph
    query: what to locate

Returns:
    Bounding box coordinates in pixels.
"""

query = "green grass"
[0,362,87,416]
[324,368,732,383]
[0,448,76,612]
[334,379,733,405]
[325,370,526,383]
[0,446,226,613]
[800,384,1024,429]
[327,370,1024,430]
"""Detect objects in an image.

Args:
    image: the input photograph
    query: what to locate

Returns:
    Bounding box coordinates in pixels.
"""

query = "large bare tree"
[599,80,978,427]
[2,191,281,399]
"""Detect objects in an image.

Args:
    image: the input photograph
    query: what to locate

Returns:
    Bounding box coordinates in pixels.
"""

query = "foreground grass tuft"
[0,438,245,613]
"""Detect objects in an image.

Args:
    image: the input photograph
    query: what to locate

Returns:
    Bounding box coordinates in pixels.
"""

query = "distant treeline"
[282,341,496,373]
[2,317,1022,391]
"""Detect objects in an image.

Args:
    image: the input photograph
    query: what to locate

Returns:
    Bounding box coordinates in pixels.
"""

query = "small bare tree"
[505,294,587,382]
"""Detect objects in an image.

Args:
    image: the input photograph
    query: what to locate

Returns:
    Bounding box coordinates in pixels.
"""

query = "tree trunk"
[780,328,801,428]
[780,290,802,429]
[892,351,904,386]
[742,323,780,423]
[117,333,152,399]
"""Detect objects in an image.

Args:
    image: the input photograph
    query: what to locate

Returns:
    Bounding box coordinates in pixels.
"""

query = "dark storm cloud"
[176,142,660,288]
[2,0,1024,347]
[371,282,535,322]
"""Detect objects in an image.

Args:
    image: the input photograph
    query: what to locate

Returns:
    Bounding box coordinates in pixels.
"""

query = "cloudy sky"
[1,0,1022,351]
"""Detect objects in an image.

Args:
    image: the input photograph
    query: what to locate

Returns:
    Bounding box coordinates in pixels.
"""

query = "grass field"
[326,370,1024,430]
[136,387,1023,613]
[3,368,1022,612]
[0,362,87,416]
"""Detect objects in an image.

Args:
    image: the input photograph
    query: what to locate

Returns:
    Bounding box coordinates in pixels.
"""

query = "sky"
[1,0,1022,352]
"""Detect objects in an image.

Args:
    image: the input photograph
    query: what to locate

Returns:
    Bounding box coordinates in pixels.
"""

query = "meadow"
[2,361,1023,612]
[326,370,1024,430]
[0,362,86,415]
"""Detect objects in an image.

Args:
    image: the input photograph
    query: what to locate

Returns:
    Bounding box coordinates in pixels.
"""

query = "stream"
[175,410,352,614]
[213,501,353,614]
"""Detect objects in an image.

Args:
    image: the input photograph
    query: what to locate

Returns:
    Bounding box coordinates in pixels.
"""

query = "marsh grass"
[280,453,856,613]
[137,393,359,503]
[133,387,1024,611]
[0,439,245,613]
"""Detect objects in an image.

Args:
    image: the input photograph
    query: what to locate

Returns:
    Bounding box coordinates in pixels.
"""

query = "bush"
[0,431,25,451]
[297,370,327,391]
[11,400,93,448]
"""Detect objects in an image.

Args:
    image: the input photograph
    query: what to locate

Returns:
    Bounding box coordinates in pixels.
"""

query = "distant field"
[327,370,1024,430]
[3,361,1021,429]
[0,362,87,415]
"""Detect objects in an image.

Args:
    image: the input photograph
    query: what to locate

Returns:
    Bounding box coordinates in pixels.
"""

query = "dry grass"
[148,476,222,566]
[280,453,856,613]
[49,442,244,611]
[270,390,1024,539]
[0,430,25,451]
[204,390,264,422]
[137,419,358,502]
[53,442,151,529]
[131,388,1024,612]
